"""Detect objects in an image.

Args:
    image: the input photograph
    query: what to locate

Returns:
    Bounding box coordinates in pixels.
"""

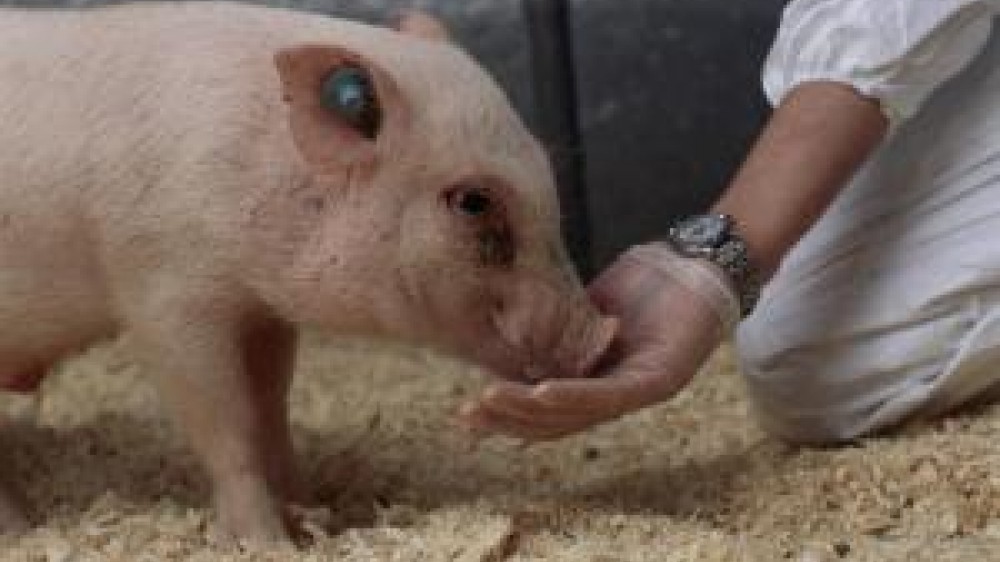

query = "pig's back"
[0,2,422,216]
[0,3,381,350]
[0,2,359,192]
[0,2,390,241]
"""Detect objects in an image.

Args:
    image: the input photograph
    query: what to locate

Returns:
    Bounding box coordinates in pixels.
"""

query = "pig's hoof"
[212,505,292,550]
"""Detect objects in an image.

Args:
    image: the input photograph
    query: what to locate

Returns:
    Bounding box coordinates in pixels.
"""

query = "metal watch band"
[666,213,760,317]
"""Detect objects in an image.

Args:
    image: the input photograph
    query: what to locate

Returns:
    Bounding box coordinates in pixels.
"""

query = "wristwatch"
[665,213,760,317]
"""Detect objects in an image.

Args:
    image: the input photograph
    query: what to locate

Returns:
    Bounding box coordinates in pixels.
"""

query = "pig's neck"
[273,255,427,344]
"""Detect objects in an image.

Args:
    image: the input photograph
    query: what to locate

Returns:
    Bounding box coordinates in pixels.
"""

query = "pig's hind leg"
[0,364,39,535]
[0,407,29,535]
[127,294,301,545]
[0,478,29,536]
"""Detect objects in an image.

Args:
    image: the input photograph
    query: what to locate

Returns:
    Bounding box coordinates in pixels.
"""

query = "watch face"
[674,215,728,247]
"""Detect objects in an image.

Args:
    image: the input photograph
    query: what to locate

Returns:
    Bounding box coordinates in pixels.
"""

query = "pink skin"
[0,3,614,544]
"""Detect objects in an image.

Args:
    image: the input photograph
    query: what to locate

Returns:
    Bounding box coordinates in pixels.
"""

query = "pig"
[0,0,617,544]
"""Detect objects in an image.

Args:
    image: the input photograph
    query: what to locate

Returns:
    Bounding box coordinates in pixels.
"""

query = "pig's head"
[252,14,616,381]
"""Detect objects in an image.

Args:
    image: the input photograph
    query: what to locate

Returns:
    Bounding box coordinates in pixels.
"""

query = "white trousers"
[737,33,1000,443]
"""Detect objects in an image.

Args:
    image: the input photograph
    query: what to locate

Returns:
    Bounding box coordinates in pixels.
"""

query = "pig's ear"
[274,45,410,174]
[391,12,451,42]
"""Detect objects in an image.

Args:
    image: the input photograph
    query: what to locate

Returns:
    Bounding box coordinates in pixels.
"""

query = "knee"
[736,345,888,445]
[734,296,981,446]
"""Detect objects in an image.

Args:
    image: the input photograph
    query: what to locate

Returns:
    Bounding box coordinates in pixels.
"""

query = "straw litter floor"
[2,335,1000,561]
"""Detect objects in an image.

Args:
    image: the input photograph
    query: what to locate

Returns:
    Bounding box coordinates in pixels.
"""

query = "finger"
[462,402,577,441]
[463,395,594,439]
[532,365,686,417]
[456,401,500,439]
[482,382,577,418]
[458,398,592,441]
[479,383,603,430]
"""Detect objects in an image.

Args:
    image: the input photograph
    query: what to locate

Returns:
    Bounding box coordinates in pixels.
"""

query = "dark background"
[4,0,788,272]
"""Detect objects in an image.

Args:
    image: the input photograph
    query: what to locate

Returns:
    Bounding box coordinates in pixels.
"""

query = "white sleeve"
[762,0,1000,122]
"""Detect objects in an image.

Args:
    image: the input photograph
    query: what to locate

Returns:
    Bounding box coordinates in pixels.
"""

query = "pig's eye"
[320,66,381,140]
[444,185,516,267]
[446,187,493,217]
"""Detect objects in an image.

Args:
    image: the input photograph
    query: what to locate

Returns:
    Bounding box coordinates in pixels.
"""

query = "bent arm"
[715,0,999,280]
[712,81,887,280]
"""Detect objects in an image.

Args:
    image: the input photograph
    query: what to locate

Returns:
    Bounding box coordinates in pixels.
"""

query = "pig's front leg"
[240,318,305,507]
[128,297,301,544]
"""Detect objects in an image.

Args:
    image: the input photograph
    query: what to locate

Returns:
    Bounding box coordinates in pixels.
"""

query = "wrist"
[622,242,741,337]
[663,213,761,317]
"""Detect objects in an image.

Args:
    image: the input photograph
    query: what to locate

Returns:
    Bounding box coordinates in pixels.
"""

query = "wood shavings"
[451,516,520,562]
[1,341,1000,561]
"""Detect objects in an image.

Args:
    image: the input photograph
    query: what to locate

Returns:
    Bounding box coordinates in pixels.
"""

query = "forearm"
[712,81,889,280]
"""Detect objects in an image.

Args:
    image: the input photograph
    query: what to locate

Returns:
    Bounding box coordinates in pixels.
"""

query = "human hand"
[457,242,738,441]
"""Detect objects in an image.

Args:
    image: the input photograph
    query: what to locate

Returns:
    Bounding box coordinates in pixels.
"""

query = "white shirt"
[737,0,1000,441]
[763,0,1000,123]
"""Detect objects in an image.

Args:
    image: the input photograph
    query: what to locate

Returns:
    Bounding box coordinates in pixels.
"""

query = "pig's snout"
[489,276,618,382]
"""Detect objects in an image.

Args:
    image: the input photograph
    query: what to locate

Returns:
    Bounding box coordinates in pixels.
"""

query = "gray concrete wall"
[573,1,786,266]
[1,0,787,270]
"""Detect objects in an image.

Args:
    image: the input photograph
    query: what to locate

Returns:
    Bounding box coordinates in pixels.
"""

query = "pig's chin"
[474,343,599,384]
[489,348,541,383]
[456,336,530,383]
[467,326,611,384]
[436,325,533,383]
[478,312,619,384]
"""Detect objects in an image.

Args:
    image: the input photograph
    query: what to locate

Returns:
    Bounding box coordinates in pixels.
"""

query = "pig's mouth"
[485,289,619,383]
[521,320,617,382]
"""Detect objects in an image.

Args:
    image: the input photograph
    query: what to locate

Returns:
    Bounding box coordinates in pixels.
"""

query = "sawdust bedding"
[2,335,1000,562]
